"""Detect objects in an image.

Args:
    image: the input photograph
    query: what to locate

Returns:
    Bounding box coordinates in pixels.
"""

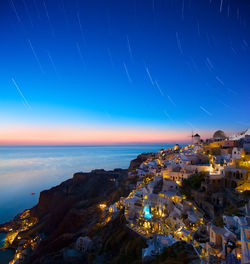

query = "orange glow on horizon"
[0,125,201,145]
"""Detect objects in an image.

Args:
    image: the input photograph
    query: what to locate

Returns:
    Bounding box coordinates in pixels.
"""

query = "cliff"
[2,168,132,264]
[128,152,154,172]
[1,152,201,264]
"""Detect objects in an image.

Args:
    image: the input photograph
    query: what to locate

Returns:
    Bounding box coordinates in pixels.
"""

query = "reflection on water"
[0,233,14,264]
[0,144,171,223]
[0,249,14,264]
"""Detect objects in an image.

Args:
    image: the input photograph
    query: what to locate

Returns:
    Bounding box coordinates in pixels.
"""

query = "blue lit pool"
[144,206,153,219]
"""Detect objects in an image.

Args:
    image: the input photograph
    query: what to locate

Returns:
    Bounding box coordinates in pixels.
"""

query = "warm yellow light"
[176,180,181,186]
[99,203,107,210]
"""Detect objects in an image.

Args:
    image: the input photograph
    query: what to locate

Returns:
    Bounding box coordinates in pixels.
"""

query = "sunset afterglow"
[0,124,205,145]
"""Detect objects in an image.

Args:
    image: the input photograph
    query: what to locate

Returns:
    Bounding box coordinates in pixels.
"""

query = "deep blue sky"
[0,0,250,143]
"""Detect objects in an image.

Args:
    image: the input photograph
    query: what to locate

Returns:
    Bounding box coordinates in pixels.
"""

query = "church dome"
[213,130,226,139]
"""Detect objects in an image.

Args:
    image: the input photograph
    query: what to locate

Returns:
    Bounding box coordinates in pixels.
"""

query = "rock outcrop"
[4,169,129,264]
[128,153,154,172]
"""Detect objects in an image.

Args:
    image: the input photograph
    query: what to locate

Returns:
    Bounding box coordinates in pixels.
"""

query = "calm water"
[0,144,171,224]
[0,233,14,263]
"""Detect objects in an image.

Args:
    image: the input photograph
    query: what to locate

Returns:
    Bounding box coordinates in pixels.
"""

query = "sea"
[0,144,176,223]
[0,144,175,263]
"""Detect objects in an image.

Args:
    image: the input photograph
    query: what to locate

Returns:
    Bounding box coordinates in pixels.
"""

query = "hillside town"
[104,129,250,264]
[1,129,250,264]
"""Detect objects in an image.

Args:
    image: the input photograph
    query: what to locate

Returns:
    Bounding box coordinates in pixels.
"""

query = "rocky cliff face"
[32,169,124,221]
[128,153,154,172]
[2,157,201,264]
[4,169,130,264]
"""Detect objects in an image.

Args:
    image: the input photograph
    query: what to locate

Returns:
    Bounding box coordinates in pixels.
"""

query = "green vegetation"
[211,148,221,156]
[206,148,221,156]
[184,172,206,190]
[180,172,206,198]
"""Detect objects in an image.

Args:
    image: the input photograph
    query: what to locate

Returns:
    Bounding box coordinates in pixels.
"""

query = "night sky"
[1,0,250,144]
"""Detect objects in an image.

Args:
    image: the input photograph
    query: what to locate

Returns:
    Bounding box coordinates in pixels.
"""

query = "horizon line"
[0,141,191,147]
